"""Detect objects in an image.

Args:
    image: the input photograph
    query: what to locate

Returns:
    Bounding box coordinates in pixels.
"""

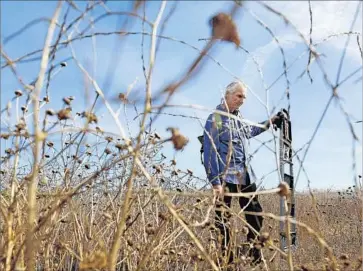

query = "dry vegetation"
[1,1,362,271]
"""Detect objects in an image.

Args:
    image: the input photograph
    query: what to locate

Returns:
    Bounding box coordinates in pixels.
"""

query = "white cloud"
[238,1,362,113]
[263,1,362,37]
[261,1,362,62]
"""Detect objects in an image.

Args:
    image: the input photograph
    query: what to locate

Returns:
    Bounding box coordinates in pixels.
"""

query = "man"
[203,81,280,265]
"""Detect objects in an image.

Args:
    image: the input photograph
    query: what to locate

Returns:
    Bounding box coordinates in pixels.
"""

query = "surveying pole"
[277,109,297,251]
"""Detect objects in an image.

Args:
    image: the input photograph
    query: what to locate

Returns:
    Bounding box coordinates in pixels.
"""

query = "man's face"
[225,86,246,112]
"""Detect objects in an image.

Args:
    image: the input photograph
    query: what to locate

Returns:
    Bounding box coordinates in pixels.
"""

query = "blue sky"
[1,1,362,191]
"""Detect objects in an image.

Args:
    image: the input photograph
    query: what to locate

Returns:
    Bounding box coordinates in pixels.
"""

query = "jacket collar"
[216,104,240,116]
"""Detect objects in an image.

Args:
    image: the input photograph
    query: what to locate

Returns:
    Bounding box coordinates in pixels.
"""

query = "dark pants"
[215,175,263,262]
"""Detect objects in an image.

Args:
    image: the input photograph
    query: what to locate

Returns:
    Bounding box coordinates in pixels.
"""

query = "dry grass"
[0,172,361,270]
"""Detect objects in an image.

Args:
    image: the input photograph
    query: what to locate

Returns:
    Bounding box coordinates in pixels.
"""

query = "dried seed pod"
[158,212,168,221]
[24,174,32,181]
[62,97,71,105]
[105,136,113,143]
[154,132,161,139]
[153,165,162,173]
[145,226,156,235]
[191,253,203,261]
[300,265,311,271]
[46,109,55,116]
[1,133,10,140]
[104,148,112,155]
[81,111,98,124]
[210,12,240,47]
[47,141,54,147]
[277,182,290,197]
[5,148,14,155]
[339,254,349,260]
[241,226,249,235]
[115,143,126,151]
[21,106,27,112]
[15,121,26,131]
[57,108,72,120]
[95,126,103,134]
[166,127,189,150]
[118,93,128,103]
[171,159,177,165]
[43,96,50,103]
[187,169,193,175]
[258,232,270,245]
[14,90,23,97]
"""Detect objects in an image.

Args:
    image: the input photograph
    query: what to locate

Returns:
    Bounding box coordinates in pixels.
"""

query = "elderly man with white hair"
[202,81,281,265]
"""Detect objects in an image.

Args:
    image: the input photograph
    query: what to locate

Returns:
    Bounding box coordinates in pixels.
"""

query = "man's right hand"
[212,184,224,200]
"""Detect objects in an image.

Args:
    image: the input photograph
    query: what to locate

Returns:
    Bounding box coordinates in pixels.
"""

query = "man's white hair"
[224,80,247,97]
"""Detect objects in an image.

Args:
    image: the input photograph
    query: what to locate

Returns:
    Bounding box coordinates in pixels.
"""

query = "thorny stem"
[108,3,167,270]
[5,134,20,271]
[25,2,62,270]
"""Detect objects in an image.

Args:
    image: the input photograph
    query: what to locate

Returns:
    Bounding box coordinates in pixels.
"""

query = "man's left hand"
[265,114,281,130]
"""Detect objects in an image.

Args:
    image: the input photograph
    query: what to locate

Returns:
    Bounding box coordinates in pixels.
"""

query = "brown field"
[1,175,362,270]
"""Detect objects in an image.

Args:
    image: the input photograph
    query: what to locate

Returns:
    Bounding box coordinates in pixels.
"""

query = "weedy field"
[0,165,362,271]
[1,1,362,271]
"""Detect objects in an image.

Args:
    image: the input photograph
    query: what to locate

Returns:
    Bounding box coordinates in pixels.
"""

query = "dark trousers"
[215,176,263,261]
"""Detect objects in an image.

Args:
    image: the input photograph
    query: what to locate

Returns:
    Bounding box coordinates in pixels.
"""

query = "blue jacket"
[203,104,267,186]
